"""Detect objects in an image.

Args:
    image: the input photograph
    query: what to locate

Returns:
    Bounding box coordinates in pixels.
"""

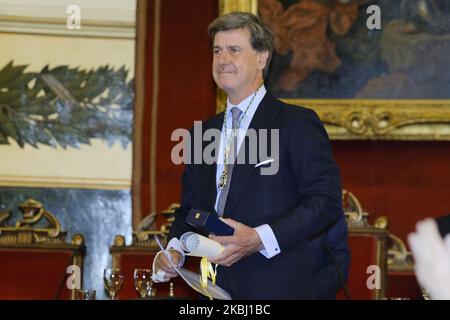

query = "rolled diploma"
[180,232,224,257]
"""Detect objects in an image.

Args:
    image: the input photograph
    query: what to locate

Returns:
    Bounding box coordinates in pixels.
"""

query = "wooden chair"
[336,190,389,300]
[386,233,423,299]
[0,199,85,300]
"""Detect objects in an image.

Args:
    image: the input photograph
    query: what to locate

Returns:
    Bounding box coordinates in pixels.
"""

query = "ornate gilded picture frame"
[218,0,450,140]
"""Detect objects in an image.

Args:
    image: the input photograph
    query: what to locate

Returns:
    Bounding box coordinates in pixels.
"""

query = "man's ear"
[257,51,269,71]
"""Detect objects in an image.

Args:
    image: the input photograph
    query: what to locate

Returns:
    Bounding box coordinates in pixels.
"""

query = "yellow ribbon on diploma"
[199,257,218,300]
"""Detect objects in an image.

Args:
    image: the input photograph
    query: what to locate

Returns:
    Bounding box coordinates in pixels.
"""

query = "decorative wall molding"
[0,0,136,39]
[292,99,450,140]
[0,15,135,39]
[0,175,130,190]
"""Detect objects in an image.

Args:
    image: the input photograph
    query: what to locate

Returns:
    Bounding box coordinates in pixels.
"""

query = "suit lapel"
[200,113,223,213]
[224,93,281,215]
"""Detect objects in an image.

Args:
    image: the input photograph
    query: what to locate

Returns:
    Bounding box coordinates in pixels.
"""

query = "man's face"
[212,28,267,99]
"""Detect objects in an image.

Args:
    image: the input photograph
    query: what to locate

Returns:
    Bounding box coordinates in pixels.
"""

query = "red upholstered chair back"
[0,248,81,299]
[0,199,85,300]
[336,230,388,300]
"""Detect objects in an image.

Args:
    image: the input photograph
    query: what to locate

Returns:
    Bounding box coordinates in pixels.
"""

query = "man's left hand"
[208,218,263,267]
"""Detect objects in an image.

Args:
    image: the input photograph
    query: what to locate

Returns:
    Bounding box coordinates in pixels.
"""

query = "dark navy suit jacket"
[169,92,350,299]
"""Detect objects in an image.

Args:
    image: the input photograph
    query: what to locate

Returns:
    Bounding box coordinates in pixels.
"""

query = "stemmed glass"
[75,289,96,300]
[103,268,124,300]
[134,268,154,298]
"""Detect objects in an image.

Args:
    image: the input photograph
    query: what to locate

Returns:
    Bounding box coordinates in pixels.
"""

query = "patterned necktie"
[216,107,242,217]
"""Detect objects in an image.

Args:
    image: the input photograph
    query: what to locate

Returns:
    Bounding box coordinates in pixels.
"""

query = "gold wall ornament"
[298,99,450,140]
[217,0,450,140]
[218,0,258,15]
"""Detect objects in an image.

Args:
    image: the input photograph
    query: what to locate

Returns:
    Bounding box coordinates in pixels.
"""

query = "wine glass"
[75,289,96,300]
[134,268,154,298]
[103,268,124,300]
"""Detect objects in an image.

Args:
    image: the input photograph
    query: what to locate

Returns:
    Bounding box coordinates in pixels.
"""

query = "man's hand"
[153,249,183,280]
[208,218,263,267]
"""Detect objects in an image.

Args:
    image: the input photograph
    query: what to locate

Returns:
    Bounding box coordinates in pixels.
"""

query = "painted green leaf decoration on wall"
[0,61,133,149]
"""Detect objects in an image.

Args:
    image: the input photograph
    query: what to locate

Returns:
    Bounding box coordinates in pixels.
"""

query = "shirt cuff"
[255,224,281,259]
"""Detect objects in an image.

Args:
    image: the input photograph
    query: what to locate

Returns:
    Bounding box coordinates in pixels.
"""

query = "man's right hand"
[154,249,183,280]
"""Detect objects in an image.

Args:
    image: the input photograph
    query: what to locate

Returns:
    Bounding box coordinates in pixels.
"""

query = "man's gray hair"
[208,12,274,78]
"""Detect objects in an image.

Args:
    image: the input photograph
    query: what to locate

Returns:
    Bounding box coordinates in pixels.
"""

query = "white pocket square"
[254,158,274,168]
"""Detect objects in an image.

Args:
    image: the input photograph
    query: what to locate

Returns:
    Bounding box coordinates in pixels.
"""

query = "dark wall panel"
[333,141,450,241]
[140,0,217,225]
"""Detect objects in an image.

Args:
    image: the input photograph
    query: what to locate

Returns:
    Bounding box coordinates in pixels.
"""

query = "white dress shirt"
[214,85,280,259]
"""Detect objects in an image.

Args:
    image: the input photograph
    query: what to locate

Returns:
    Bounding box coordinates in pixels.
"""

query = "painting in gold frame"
[218,0,450,140]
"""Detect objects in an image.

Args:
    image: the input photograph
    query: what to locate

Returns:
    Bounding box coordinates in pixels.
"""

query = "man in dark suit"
[153,12,350,299]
